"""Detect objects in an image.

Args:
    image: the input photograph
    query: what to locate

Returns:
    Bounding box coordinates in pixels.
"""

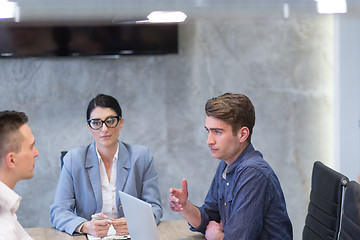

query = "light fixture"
[283,3,289,19]
[0,0,18,20]
[141,11,187,23]
[316,0,347,14]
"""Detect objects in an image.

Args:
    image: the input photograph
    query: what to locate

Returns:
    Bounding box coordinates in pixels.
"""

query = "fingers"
[91,212,111,222]
[169,195,183,212]
[181,178,188,193]
[93,219,111,236]
[169,178,188,194]
[85,219,110,237]
[91,213,111,237]
[169,188,181,198]
[169,203,183,212]
[94,227,110,238]
[94,220,111,227]
[206,221,218,228]
[169,178,188,196]
[169,187,181,212]
[205,220,224,240]
[97,212,109,219]
[112,217,129,236]
[111,217,127,226]
[169,194,179,204]
[169,178,189,213]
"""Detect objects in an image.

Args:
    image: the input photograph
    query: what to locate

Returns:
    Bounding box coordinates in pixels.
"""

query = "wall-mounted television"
[0,23,178,57]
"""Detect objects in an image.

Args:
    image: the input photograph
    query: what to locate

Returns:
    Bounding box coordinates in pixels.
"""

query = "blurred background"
[0,1,359,240]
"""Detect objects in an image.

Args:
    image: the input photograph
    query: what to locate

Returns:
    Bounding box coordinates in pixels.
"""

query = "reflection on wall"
[0,13,333,240]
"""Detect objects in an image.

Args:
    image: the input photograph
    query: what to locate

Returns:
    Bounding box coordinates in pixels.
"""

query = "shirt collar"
[226,143,255,174]
[222,165,229,180]
[96,143,119,164]
[0,180,21,214]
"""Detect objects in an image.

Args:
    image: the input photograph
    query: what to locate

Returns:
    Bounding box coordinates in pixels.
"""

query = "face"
[205,116,243,165]
[13,124,39,180]
[88,107,123,149]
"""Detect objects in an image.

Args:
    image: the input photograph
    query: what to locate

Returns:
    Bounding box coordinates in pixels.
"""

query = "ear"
[118,117,124,129]
[4,152,16,169]
[86,122,92,131]
[237,126,250,143]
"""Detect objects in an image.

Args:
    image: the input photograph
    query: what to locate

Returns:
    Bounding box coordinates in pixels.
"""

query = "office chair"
[338,181,360,240]
[60,151,67,169]
[303,161,349,240]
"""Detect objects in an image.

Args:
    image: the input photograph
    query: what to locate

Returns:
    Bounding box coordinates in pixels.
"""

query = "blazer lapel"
[86,142,103,212]
[116,142,130,213]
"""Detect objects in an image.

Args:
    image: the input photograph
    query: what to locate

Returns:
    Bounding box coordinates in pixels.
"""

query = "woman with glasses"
[50,94,162,238]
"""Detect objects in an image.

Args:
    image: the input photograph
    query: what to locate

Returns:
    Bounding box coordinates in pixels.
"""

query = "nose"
[101,122,109,131]
[34,146,40,158]
[207,132,215,146]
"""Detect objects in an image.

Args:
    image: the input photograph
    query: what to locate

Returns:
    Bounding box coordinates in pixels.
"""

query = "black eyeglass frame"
[87,115,122,130]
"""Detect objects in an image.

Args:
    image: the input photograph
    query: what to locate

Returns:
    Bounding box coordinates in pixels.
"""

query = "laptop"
[119,191,160,240]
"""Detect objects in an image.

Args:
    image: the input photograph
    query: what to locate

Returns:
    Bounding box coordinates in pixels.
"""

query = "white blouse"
[97,145,119,219]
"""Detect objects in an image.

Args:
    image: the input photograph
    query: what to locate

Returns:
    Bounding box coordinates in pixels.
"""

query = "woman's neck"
[97,143,118,162]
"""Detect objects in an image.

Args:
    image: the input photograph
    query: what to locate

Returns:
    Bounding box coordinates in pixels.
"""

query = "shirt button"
[224,202,227,206]
[226,182,229,186]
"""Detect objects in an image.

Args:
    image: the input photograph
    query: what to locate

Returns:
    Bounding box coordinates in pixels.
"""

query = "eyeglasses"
[87,116,121,130]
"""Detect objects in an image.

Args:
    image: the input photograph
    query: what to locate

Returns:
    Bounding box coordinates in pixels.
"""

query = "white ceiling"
[4,0,360,24]
[6,0,317,23]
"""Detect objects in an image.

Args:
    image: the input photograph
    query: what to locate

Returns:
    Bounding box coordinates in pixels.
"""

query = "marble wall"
[0,13,333,240]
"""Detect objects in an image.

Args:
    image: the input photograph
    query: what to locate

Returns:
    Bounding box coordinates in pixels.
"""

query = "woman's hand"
[111,217,129,236]
[81,213,111,237]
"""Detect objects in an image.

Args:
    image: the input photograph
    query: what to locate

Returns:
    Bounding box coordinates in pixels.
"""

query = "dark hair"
[205,93,255,142]
[0,111,28,157]
[86,94,122,120]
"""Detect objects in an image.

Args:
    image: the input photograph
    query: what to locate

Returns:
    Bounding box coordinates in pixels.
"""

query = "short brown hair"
[0,111,28,159]
[205,93,255,142]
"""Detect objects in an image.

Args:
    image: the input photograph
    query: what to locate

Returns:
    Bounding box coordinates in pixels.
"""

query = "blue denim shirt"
[190,144,293,240]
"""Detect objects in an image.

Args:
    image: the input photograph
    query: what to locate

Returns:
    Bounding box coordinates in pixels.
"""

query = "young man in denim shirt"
[169,93,292,240]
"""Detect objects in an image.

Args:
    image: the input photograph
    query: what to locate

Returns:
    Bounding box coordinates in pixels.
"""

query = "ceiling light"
[316,0,347,14]
[283,3,289,19]
[0,0,18,19]
[146,11,187,23]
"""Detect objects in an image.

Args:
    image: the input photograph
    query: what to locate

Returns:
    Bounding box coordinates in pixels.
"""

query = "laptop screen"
[119,191,160,240]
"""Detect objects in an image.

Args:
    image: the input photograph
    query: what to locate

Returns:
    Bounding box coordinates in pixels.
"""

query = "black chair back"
[338,181,360,240]
[303,161,349,240]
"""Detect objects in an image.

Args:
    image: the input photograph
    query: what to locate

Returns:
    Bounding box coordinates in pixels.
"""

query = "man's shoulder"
[0,221,17,240]
[236,150,274,177]
[0,209,28,240]
[0,181,20,209]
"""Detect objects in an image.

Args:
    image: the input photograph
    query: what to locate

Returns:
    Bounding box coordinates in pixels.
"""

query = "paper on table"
[87,225,130,240]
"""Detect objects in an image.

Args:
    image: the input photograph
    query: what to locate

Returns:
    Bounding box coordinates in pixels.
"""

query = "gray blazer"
[50,141,162,235]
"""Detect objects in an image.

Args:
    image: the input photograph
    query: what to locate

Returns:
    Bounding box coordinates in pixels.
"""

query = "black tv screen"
[0,23,178,57]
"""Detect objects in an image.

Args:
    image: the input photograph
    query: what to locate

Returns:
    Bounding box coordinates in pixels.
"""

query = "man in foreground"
[169,93,292,240]
[0,111,39,240]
